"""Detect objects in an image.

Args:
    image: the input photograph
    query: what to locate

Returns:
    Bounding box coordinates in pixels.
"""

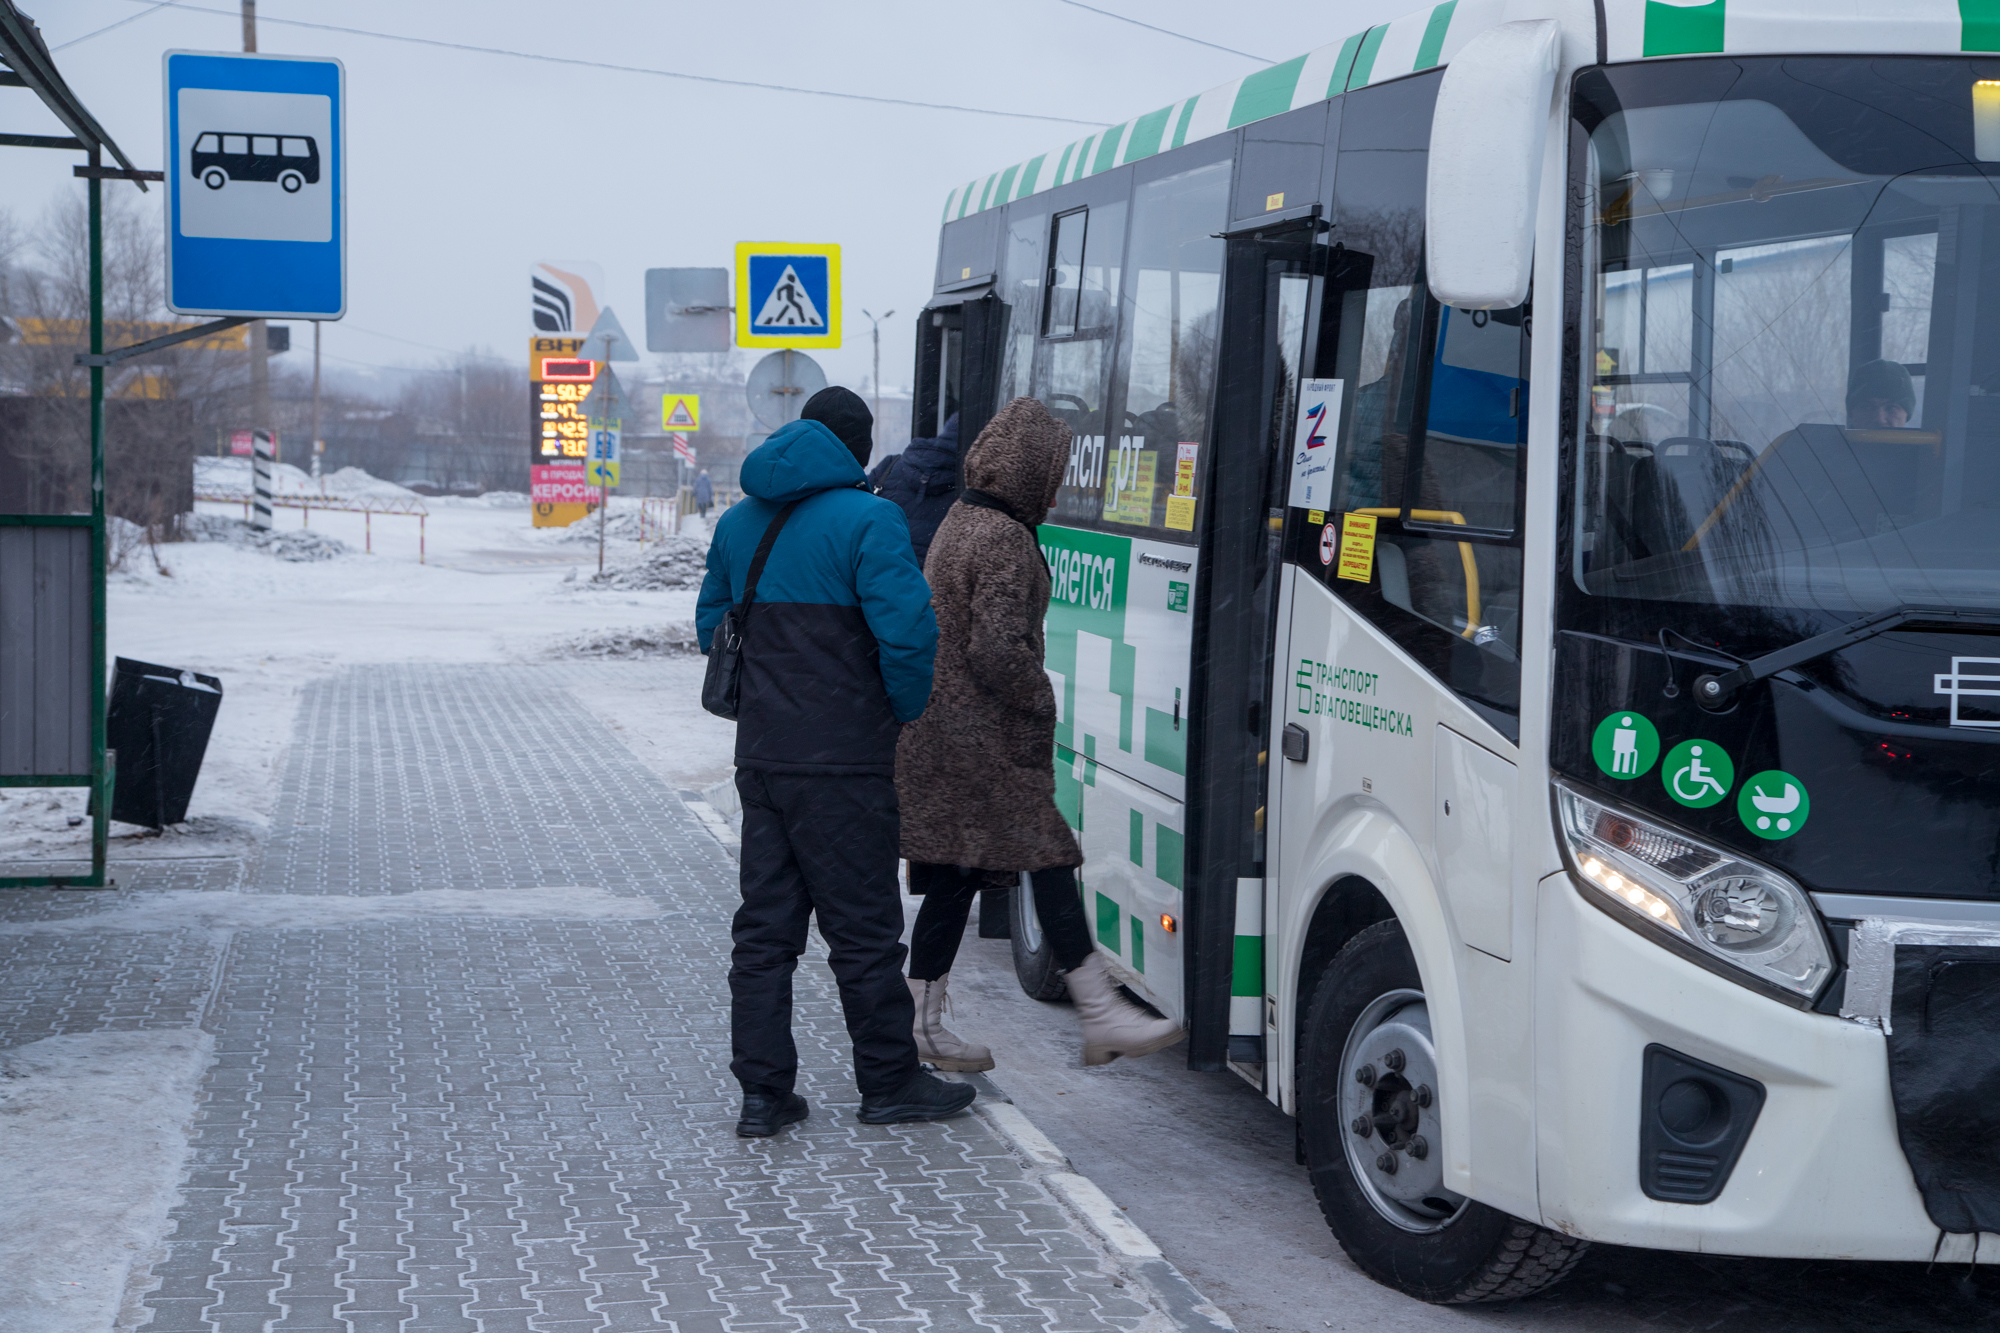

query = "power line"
[1050,0,1273,63]
[120,2,1108,127]
[52,2,173,51]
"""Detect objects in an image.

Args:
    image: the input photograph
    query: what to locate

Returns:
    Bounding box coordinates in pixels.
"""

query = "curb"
[959,1076,1237,1332]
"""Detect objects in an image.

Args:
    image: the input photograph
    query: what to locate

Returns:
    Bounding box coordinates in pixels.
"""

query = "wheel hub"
[1339,990,1465,1232]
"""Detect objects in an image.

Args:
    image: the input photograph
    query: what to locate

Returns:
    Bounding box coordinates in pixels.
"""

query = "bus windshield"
[1572,58,2000,619]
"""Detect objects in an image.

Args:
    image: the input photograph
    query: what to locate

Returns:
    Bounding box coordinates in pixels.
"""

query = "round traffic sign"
[746,350,827,432]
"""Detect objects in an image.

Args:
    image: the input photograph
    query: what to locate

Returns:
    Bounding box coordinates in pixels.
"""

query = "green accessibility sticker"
[1739,770,1810,840]
[1592,711,1660,779]
[1663,739,1735,808]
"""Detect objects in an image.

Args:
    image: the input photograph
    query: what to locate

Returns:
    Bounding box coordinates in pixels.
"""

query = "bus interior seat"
[1627,436,1752,555]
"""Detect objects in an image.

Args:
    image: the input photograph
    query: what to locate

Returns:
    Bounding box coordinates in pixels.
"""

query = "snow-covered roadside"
[0,1030,214,1333]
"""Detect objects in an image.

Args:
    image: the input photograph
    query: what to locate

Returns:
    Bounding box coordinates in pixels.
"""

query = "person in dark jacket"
[895,397,1184,1069]
[871,413,961,565]
[693,468,714,517]
[696,386,975,1136]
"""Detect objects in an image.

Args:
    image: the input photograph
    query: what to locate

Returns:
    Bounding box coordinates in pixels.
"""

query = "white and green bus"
[919,0,2000,1304]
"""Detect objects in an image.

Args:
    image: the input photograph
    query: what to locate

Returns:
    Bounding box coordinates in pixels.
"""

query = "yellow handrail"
[1350,508,1483,638]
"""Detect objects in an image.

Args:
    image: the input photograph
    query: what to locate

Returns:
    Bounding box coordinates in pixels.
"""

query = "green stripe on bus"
[1155,825,1184,891]
[1231,934,1263,998]
[977,173,997,212]
[1017,153,1047,198]
[1092,123,1127,174]
[1415,0,1457,70]
[995,164,1020,206]
[1643,0,1724,56]
[1097,891,1122,951]
[1348,25,1388,89]
[1329,31,1364,97]
[957,181,977,219]
[1124,104,1174,163]
[1230,54,1308,128]
[942,191,956,223]
[1143,707,1186,774]
[1053,142,1077,187]
[1129,809,1144,865]
[1967,0,2000,50]
[1170,96,1200,149]
[1072,135,1097,181]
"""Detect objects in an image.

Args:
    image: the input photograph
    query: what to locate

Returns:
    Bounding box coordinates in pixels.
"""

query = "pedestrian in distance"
[870,412,961,566]
[696,385,977,1137]
[694,468,714,519]
[895,396,1185,1070]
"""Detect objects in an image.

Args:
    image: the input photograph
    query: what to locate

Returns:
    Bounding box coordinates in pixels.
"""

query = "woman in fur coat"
[895,396,1184,1070]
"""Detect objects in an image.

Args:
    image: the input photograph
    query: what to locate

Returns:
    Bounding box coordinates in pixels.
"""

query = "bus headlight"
[1555,781,1833,1004]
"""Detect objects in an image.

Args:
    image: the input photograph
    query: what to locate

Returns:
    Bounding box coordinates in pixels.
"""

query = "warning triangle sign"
[666,400,695,427]
[753,264,826,329]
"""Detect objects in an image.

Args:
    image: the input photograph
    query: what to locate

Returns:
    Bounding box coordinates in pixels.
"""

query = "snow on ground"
[1,478,738,867]
[0,1030,214,1333]
[0,887,662,935]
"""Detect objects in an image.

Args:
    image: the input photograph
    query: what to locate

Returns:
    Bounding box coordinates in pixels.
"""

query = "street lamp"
[861,308,895,427]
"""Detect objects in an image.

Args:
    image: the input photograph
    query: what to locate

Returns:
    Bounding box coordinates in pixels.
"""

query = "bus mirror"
[1425,20,1562,310]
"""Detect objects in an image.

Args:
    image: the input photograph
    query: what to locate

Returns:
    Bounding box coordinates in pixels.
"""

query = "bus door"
[1184,217,1332,1075]
[913,291,1005,471]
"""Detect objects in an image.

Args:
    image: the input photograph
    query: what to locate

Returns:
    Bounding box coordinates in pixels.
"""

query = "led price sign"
[530,336,592,461]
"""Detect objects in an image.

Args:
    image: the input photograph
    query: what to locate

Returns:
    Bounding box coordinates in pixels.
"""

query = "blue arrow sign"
[163,51,346,318]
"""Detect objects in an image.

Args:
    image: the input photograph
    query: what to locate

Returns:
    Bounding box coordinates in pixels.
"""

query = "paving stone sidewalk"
[0,665,1174,1332]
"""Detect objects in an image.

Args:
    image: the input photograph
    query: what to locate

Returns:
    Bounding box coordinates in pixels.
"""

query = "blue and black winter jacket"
[697,420,938,776]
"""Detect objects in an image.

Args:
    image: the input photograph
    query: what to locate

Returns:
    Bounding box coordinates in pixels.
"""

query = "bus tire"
[1009,875,1069,1002]
[1299,919,1586,1303]
[280,170,304,193]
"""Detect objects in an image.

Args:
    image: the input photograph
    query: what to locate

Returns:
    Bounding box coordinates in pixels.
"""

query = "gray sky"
[5,0,1384,400]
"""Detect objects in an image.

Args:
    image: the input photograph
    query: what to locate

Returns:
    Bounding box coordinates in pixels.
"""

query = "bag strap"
[737,500,800,623]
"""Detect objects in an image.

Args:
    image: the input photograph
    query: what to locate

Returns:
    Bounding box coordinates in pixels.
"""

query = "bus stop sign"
[163,51,345,318]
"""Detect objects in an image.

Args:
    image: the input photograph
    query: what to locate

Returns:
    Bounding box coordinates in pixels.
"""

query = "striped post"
[251,429,275,530]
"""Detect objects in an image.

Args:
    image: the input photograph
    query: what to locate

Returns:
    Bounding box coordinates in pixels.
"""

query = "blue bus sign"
[163,51,345,319]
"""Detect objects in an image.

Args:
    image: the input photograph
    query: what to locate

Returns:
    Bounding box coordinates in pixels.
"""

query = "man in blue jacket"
[697,386,975,1137]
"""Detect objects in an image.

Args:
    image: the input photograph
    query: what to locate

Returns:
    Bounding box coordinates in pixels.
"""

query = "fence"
[195,490,430,562]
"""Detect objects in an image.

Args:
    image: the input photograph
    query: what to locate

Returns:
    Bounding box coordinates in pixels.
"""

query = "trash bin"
[106,657,223,829]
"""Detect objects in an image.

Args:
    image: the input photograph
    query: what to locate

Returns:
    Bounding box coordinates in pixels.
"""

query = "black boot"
[736,1089,810,1138]
[857,1070,977,1124]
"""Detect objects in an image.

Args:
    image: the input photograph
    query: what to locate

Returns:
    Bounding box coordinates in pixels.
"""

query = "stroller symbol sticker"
[1591,711,1659,779]
[1738,770,1810,840]
[1662,739,1733,808]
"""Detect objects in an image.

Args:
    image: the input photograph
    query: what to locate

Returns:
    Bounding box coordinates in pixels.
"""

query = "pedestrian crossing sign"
[661,393,701,432]
[735,242,841,349]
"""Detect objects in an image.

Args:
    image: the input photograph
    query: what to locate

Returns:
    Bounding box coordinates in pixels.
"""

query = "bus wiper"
[1693,605,2000,708]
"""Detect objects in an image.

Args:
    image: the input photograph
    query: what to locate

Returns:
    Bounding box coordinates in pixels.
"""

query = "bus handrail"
[1349,508,1483,638]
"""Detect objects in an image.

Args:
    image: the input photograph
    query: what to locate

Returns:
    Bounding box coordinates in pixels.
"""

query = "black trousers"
[731,769,918,1098]
[907,862,1095,980]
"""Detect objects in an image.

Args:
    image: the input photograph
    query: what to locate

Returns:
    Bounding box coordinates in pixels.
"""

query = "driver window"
[1039,198,1128,527]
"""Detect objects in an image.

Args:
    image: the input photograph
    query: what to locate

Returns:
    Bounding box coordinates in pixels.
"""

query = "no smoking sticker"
[1738,770,1810,839]
[1319,523,1337,565]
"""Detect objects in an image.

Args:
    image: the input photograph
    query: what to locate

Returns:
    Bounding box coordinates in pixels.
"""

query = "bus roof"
[942,0,1997,223]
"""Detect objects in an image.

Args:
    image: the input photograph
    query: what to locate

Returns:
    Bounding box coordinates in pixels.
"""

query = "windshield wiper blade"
[1694,605,2000,707]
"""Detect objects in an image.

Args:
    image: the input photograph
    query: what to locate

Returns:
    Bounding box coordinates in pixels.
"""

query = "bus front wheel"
[1298,919,1586,1303]
[202,168,226,190]
[280,170,304,193]
[1009,874,1069,1002]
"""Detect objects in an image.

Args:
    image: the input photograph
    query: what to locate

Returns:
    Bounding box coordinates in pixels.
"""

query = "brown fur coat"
[896,398,1082,871]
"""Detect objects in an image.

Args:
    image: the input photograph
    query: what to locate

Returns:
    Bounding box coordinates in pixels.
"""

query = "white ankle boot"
[909,974,994,1072]
[1065,953,1185,1067]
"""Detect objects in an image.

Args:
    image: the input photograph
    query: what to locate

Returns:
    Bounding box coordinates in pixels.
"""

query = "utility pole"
[862,308,894,426]
[242,1,269,455]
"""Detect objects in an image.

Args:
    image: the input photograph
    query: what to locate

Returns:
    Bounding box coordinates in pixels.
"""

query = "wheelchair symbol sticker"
[1591,711,1660,779]
[1662,739,1734,808]
[1738,770,1810,840]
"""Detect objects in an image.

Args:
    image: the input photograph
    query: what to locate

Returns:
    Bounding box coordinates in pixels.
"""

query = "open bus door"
[913,290,1005,473]
[1185,212,1333,1075]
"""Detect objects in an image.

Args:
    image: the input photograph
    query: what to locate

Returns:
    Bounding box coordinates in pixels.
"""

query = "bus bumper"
[1532,871,1962,1260]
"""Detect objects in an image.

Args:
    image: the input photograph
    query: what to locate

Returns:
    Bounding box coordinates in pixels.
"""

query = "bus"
[919,0,2000,1304]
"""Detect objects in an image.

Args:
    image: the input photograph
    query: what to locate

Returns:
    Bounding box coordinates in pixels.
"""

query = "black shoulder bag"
[701,500,799,720]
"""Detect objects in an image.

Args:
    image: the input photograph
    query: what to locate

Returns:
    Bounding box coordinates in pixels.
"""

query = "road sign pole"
[88,143,110,887]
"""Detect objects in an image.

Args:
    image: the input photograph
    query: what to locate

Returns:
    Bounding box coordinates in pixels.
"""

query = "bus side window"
[194,133,220,154]
[222,135,249,155]
[997,208,1047,404]
[1044,209,1087,338]
[281,137,312,158]
[252,136,279,157]
[1040,198,1128,527]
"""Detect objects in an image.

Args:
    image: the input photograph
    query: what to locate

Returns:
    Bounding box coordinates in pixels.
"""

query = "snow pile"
[183,513,349,562]
[548,624,702,659]
[193,457,417,501]
[574,537,708,591]
[480,490,530,508]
